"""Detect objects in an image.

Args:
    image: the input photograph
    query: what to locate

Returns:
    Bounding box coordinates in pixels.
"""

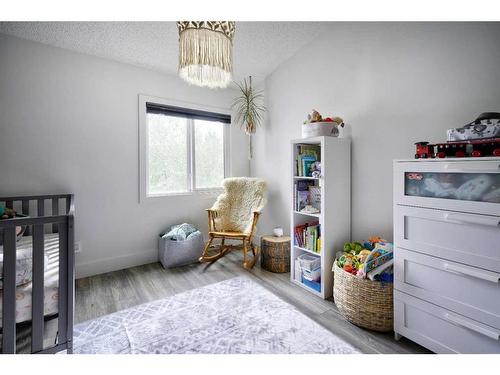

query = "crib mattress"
[0,234,60,325]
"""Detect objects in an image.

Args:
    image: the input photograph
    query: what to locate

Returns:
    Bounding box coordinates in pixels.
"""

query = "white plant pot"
[302,122,339,138]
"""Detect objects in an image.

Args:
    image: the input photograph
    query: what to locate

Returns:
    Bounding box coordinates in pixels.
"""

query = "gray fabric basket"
[158,233,204,269]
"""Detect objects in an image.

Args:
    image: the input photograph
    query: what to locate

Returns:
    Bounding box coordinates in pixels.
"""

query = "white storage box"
[297,254,321,271]
[302,266,321,281]
[302,122,339,138]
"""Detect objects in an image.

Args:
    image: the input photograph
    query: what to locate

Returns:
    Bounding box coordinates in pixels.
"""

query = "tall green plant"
[231,76,266,159]
[232,76,266,135]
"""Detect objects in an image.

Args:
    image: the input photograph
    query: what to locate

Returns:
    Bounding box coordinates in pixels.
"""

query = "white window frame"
[139,94,231,202]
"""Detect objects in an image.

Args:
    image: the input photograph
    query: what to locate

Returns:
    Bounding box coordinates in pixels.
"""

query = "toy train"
[415,138,500,159]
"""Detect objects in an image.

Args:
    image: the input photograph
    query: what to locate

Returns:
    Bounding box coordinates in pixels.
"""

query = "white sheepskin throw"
[211,177,267,234]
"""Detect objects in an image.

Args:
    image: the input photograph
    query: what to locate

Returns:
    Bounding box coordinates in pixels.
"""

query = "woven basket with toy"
[332,237,394,332]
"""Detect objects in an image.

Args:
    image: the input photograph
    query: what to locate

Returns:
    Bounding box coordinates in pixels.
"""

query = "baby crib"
[0,194,74,354]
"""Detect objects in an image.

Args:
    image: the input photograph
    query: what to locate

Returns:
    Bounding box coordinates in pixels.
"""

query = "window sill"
[145,188,223,199]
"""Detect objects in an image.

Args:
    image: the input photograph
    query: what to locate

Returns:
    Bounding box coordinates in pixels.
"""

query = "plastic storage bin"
[297,253,321,271]
[302,266,321,281]
[302,277,321,292]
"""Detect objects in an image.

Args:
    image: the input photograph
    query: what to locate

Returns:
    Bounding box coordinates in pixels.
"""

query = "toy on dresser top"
[301,109,345,138]
[414,112,500,159]
[335,236,394,281]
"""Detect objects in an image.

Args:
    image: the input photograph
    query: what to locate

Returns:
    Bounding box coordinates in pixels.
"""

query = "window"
[139,96,230,199]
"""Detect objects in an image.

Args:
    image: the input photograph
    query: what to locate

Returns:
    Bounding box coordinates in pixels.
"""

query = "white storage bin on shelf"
[301,122,339,138]
[302,266,321,281]
[297,254,321,271]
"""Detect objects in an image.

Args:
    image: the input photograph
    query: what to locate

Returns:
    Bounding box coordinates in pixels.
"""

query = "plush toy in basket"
[301,109,345,138]
[332,236,394,332]
[335,236,393,281]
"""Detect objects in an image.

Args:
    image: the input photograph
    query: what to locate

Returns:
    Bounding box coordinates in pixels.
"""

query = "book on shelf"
[294,222,321,254]
[294,181,321,212]
[295,144,320,177]
[298,144,320,159]
[294,180,315,211]
[309,186,321,211]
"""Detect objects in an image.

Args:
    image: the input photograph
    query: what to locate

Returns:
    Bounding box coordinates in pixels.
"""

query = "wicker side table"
[260,235,291,273]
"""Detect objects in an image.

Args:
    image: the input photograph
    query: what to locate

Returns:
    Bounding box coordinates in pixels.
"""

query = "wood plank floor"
[75,251,431,354]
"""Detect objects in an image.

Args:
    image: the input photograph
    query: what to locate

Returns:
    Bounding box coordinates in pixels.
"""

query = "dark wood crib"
[0,194,74,354]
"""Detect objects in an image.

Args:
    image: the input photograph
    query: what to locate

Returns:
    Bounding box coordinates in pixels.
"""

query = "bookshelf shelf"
[290,136,351,299]
[292,279,323,297]
[293,176,320,180]
[294,245,321,257]
[293,210,321,218]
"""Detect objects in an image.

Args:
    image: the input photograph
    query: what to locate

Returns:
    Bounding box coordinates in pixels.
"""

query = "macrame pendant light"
[177,21,235,89]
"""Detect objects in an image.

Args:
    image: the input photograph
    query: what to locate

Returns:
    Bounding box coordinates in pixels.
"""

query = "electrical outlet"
[74,241,82,253]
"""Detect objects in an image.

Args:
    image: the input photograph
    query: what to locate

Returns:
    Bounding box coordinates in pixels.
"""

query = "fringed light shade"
[177,21,235,89]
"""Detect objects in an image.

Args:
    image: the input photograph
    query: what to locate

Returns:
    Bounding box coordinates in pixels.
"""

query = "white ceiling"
[0,22,330,83]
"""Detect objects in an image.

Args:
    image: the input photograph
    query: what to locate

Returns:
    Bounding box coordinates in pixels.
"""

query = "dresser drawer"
[395,291,500,353]
[394,159,500,216]
[395,247,500,329]
[394,205,500,272]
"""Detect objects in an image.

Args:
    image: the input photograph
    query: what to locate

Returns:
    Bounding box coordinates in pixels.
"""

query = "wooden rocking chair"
[199,178,267,269]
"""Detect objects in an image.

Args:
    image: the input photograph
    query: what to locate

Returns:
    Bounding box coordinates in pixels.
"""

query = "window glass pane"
[194,119,225,189]
[147,113,188,194]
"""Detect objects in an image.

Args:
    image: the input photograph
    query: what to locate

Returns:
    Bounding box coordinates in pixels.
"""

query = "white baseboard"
[76,248,158,279]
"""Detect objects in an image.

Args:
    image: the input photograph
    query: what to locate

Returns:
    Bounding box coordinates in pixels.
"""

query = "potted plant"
[232,76,266,159]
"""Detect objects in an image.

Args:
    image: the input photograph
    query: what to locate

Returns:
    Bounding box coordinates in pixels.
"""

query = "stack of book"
[294,222,321,253]
[293,181,321,212]
[295,144,320,177]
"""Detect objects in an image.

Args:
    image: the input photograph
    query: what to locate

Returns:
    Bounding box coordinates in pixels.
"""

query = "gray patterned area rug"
[73,277,359,354]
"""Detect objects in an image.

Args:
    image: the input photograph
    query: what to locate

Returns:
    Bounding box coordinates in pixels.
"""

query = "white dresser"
[393,158,500,354]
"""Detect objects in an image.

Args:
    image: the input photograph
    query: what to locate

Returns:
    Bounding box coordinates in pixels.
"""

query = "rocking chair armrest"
[206,209,218,232]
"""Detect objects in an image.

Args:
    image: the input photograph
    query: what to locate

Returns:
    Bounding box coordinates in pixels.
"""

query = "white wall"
[252,22,500,241]
[0,33,249,278]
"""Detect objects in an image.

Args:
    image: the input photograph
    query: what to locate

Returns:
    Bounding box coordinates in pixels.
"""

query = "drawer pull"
[444,313,500,340]
[443,263,500,283]
[443,213,500,228]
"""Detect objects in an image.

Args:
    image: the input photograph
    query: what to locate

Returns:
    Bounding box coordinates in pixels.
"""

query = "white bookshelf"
[290,136,351,299]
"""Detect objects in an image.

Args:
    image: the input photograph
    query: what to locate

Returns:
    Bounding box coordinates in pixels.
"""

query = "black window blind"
[146,102,231,124]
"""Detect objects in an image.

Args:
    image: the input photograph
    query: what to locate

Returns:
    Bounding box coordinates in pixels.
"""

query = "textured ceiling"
[0,22,330,83]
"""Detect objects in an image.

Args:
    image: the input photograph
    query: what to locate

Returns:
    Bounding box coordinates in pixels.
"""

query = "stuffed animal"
[310,110,323,123]
[0,207,16,220]
[330,116,345,128]
[423,177,457,198]
[455,174,494,201]
[343,241,364,255]
[483,187,500,203]
[356,249,372,264]
[303,110,345,127]
[310,161,321,178]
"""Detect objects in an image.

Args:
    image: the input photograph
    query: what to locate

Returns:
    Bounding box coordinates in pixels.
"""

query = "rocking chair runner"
[199,177,267,269]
